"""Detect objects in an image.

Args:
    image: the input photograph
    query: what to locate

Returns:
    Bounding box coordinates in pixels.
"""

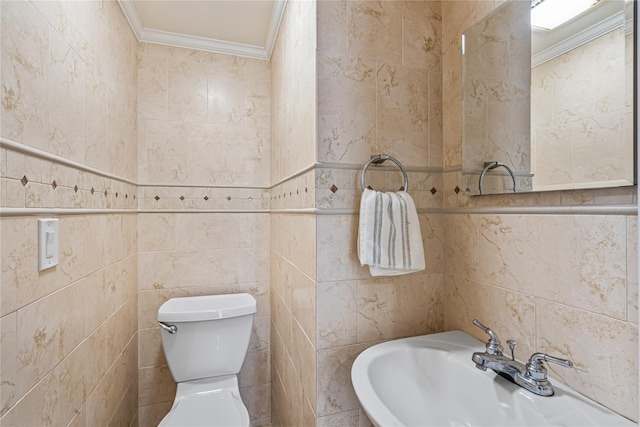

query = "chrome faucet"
[471,319,573,397]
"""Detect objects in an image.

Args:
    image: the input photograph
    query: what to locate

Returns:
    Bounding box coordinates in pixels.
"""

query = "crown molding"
[117,0,287,61]
[532,11,626,67]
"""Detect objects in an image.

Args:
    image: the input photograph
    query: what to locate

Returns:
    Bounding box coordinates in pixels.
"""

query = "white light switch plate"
[38,218,59,271]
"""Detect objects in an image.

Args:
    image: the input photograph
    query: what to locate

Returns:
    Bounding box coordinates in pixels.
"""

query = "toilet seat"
[158,389,250,427]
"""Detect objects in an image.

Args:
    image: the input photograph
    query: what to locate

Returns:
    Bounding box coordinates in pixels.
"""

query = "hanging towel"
[357,188,425,277]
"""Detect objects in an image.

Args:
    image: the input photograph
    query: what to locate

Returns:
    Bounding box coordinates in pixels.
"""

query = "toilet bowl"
[157,293,256,427]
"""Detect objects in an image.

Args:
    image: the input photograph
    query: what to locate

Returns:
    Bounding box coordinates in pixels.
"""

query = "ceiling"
[118,0,286,60]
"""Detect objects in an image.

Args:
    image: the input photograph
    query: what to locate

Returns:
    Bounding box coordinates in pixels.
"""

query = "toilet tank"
[158,293,256,383]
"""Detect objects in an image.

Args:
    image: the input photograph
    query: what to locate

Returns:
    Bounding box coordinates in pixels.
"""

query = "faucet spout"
[472,352,525,384]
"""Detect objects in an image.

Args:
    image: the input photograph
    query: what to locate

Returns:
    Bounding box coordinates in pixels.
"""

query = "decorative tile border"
[139,185,270,211]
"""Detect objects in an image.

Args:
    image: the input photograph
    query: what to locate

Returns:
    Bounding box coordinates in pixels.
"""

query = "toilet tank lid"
[158,293,256,322]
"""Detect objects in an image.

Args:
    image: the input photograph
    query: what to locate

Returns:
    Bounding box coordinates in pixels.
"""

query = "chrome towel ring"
[361,154,409,192]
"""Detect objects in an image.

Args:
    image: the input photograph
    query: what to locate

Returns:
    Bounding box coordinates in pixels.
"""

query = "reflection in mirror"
[462,0,635,195]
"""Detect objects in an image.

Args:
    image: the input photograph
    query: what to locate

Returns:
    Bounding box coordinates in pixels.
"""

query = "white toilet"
[157,293,256,427]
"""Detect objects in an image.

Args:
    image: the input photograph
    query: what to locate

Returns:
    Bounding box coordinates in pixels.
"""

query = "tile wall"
[136,43,272,426]
[442,0,638,422]
[312,2,445,426]
[270,1,318,426]
[531,28,633,190]
[1,1,139,426]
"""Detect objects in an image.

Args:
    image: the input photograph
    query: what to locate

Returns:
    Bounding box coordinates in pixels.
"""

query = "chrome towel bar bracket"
[361,154,409,192]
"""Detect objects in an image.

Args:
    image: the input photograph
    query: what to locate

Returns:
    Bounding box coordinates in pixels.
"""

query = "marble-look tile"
[138,327,166,368]
[138,250,210,290]
[443,213,478,278]
[317,343,371,417]
[291,270,316,347]
[317,54,377,164]
[16,282,86,400]
[0,0,50,150]
[84,65,109,172]
[627,216,638,324]
[357,273,443,342]
[348,1,402,64]
[68,0,97,67]
[174,213,269,251]
[138,365,175,407]
[86,339,137,427]
[402,1,441,70]
[478,215,627,319]
[271,214,316,279]
[137,402,172,427]
[1,312,17,416]
[138,53,168,120]
[443,274,536,359]
[318,281,358,349]
[291,321,317,414]
[0,371,58,427]
[376,64,429,167]
[106,298,137,367]
[167,60,207,123]
[240,383,271,422]
[48,27,85,164]
[428,70,444,168]
[239,350,271,388]
[318,409,359,427]
[55,339,89,426]
[536,302,638,421]
[317,215,368,282]
[420,214,444,274]
[317,0,348,55]
[249,315,270,353]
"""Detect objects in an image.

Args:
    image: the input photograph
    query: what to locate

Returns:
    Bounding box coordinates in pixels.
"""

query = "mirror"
[462,0,635,195]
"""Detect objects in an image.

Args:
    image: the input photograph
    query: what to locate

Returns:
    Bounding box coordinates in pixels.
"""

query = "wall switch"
[38,219,59,271]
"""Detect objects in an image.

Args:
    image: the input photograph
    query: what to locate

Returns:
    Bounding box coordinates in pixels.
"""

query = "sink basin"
[351,331,635,427]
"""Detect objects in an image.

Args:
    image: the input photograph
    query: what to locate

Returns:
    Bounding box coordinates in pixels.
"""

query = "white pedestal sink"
[351,331,635,427]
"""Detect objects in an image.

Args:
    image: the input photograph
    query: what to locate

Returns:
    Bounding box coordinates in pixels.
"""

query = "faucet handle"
[472,319,503,355]
[525,353,574,380]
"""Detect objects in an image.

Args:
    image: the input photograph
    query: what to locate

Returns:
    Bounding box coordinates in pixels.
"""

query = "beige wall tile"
[357,273,443,342]
[536,302,638,420]
[317,343,371,417]
[443,213,478,278]
[16,282,86,399]
[443,274,537,359]
[628,216,638,324]
[0,0,50,150]
[240,383,271,422]
[348,1,402,64]
[317,215,367,282]
[138,402,172,427]
[318,280,358,349]
[317,54,376,164]
[0,371,58,427]
[478,215,627,319]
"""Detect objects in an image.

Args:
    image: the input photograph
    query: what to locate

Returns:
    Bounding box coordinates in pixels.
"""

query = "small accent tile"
[74,185,78,193]
[51,180,57,190]
[115,192,119,198]
[154,195,160,201]
[179,196,185,201]
[203,196,209,201]
[430,187,437,195]
[104,190,107,197]
[454,186,461,194]
[330,185,338,193]
[91,187,95,195]
[20,175,28,186]
[226,196,231,201]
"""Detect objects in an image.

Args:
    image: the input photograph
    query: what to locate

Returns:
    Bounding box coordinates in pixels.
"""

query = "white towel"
[357,188,425,277]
